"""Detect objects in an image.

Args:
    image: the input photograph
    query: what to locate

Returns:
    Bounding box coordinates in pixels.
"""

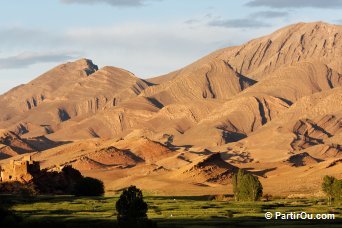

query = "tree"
[332,179,342,203]
[322,176,336,205]
[232,169,263,201]
[115,186,156,228]
[74,177,104,196]
[322,176,342,205]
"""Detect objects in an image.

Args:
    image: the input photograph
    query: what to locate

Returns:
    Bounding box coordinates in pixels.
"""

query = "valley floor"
[1,195,341,227]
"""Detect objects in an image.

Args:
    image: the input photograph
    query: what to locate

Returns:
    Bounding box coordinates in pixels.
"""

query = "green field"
[1,195,341,227]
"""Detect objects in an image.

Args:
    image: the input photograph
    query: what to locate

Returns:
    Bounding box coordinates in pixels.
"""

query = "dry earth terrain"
[0,22,341,196]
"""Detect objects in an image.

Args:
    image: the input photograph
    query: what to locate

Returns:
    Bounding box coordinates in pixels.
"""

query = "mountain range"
[0,22,341,196]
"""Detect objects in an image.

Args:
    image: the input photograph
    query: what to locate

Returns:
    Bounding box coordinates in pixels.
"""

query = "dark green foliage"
[232,173,238,201]
[322,175,335,204]
[232,169,263,201]
[322,175,341,205]
[332,179,342,202]
[30,165,83,195]
[74,177,104,196]
[116,186,156,228]
[116,186,147,220]
[0,181,37,196]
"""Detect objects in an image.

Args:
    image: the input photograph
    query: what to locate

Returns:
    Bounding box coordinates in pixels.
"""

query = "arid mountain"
[0,22,341,196]
[0,61,151,138]
[219,22,341,80]
[0,59,98,121]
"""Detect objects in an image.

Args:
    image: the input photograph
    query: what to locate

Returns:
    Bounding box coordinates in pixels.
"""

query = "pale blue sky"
[0,0,341,93]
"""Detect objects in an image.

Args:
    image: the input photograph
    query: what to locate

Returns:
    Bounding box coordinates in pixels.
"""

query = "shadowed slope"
[229,87,342,162]
[0,130,36,159]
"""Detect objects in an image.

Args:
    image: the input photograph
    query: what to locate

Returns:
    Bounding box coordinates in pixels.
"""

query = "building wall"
[0,159,40,183]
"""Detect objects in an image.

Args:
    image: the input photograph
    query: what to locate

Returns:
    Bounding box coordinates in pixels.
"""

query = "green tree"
[116,186,156,227]
[232,172,239,201]
[232,169,263,201]
[322,176,336,205]
[332,179,342,203]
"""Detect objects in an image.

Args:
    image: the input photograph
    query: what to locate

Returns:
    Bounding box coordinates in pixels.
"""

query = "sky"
[0,0,341,94]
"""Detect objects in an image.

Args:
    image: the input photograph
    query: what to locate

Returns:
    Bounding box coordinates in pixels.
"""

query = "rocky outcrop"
[181,153,238,184]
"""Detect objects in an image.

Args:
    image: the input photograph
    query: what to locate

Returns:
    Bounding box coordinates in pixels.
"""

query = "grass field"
[1,194,341,227]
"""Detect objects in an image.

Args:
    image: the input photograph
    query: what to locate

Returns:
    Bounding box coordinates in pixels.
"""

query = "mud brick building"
[0,155,40,183]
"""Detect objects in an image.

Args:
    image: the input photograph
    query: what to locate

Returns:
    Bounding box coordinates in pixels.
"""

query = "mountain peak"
[273,21,340,38]
[73,58,99,75]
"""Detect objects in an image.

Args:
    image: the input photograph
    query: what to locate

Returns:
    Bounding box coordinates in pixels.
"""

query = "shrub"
[232,169,263,201]
[0,181,37,196]
[115,186,156,228]
[74,177,104,196]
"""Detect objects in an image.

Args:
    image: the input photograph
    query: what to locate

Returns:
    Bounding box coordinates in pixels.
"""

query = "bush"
[74,177,104,196]
[232,169,263,201]
[0,181,37,196]
[116,186,157,228]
